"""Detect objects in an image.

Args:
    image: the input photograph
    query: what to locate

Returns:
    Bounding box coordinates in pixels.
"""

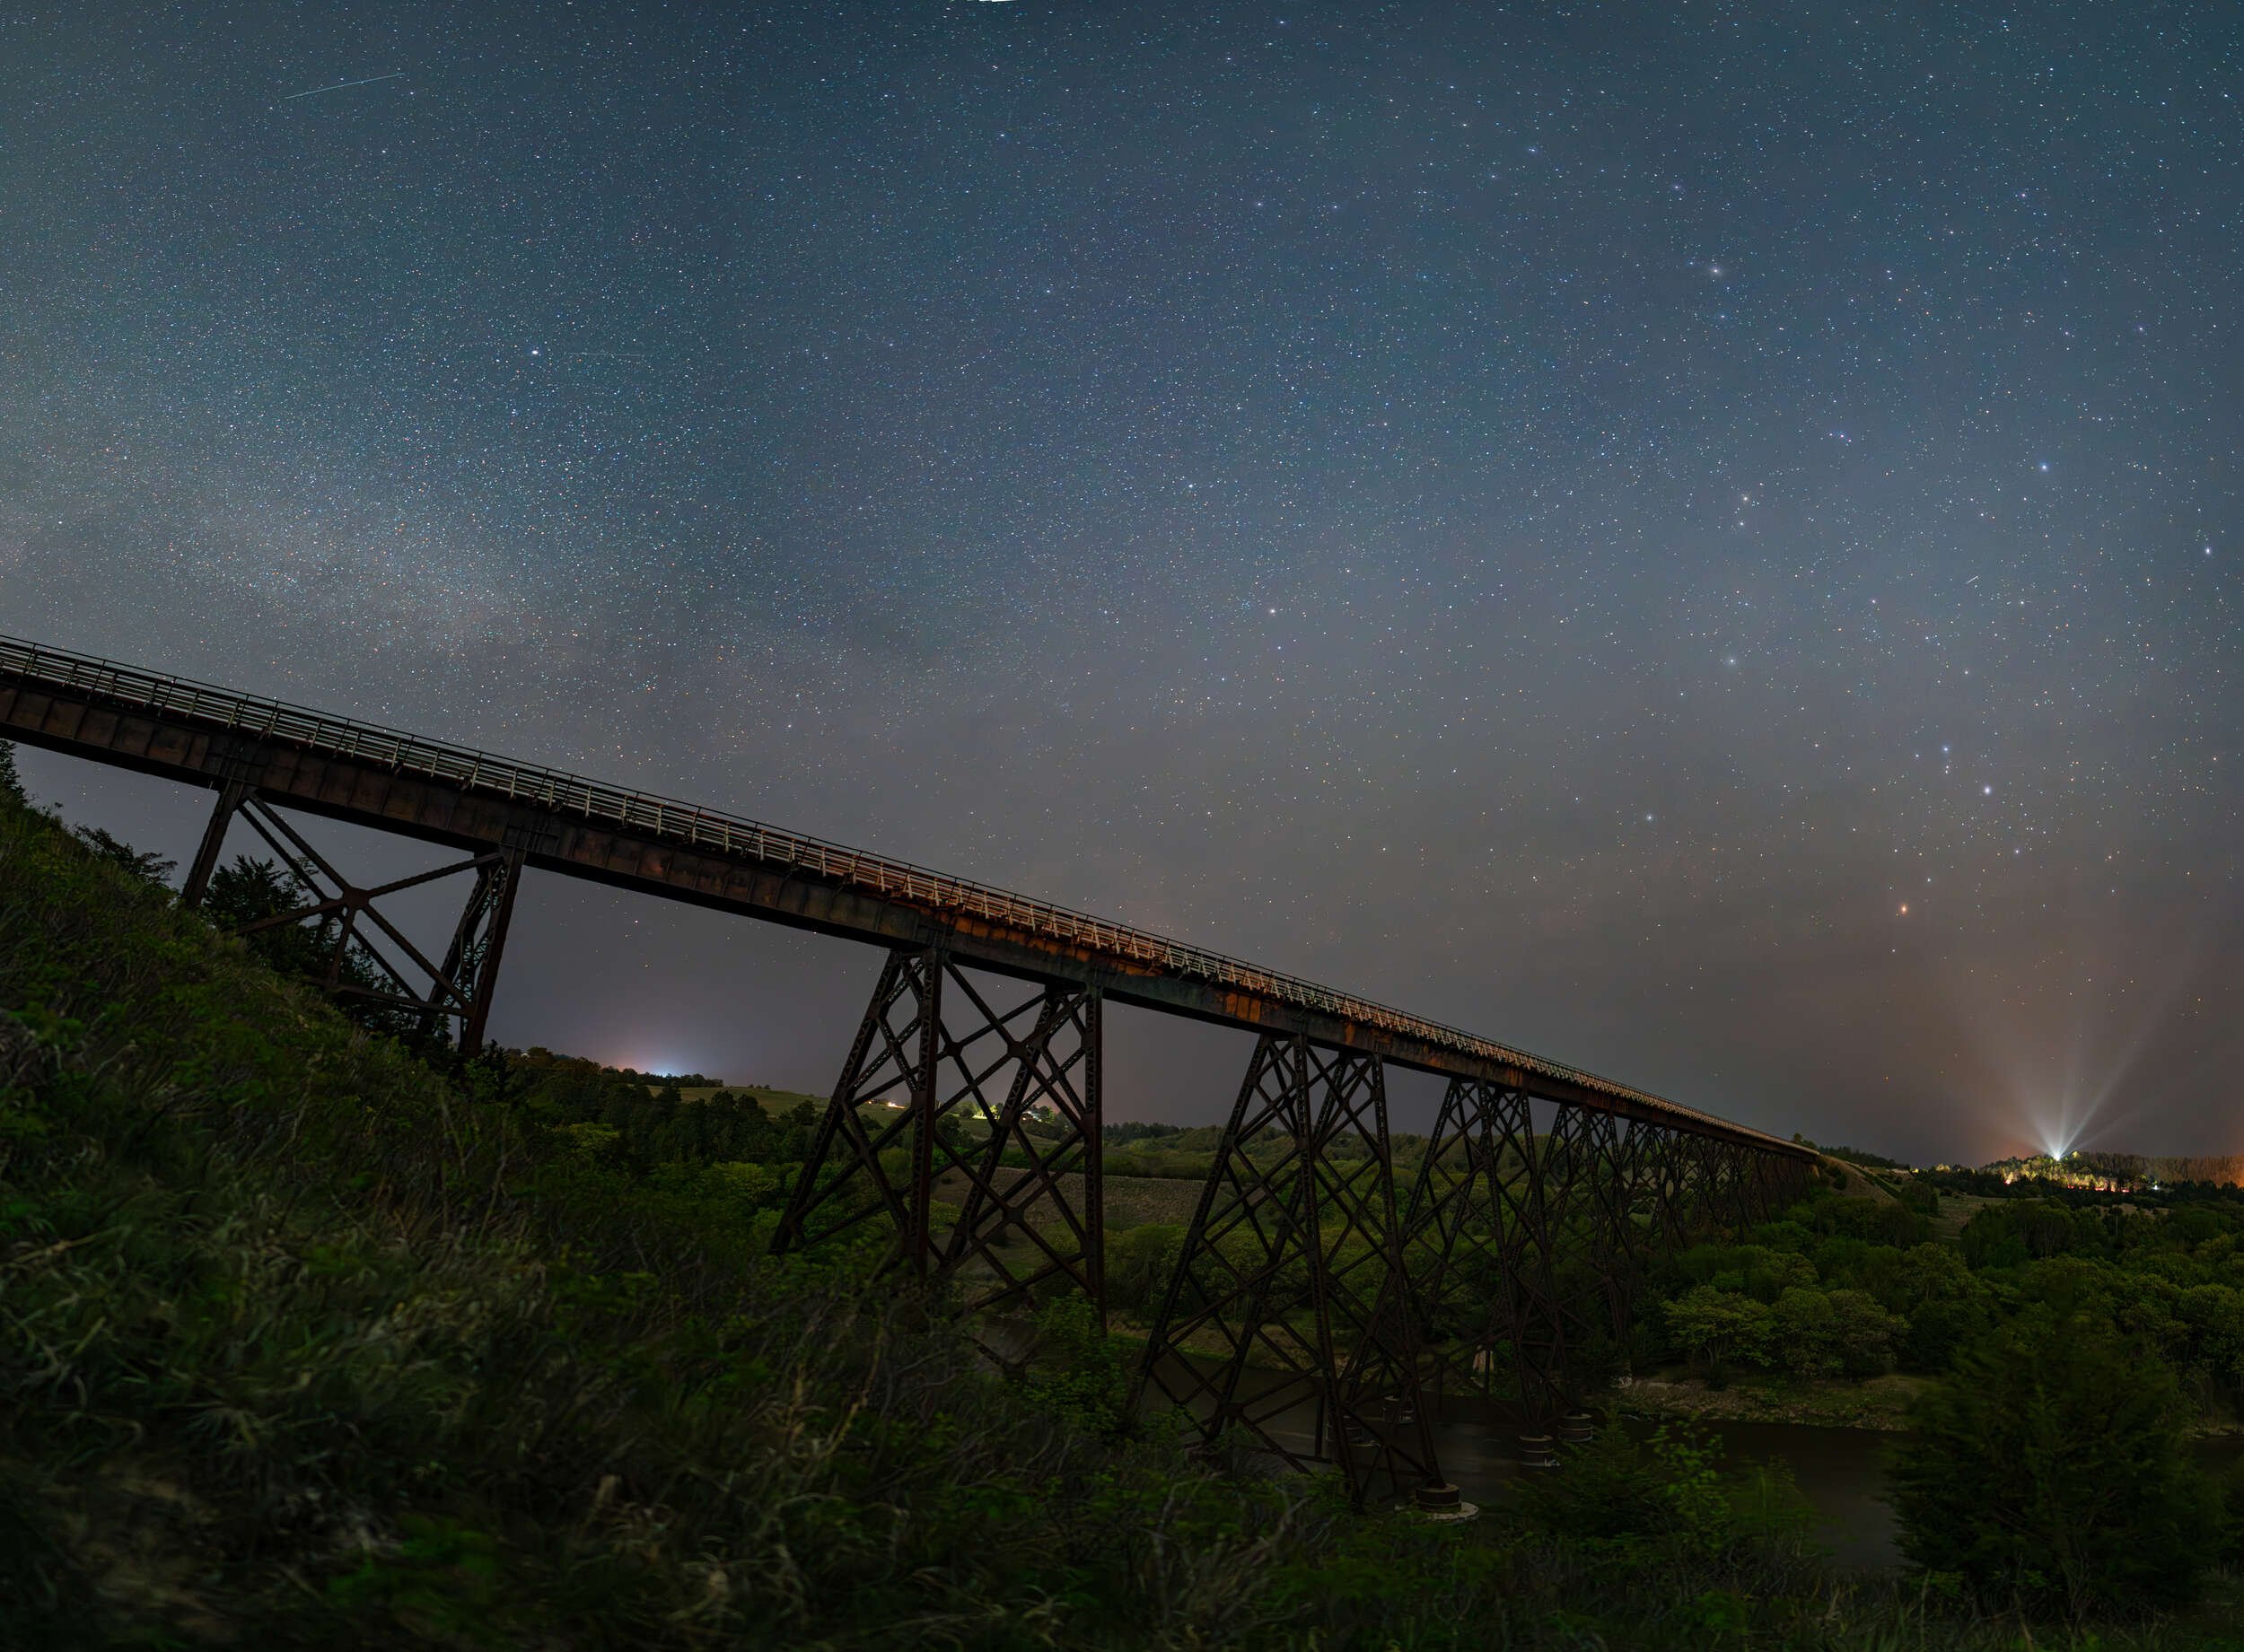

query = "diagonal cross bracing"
[0,631,1810,1162]
[770,948,1104,1310]
[1402,1089,1813,1422]
[1138,1036,1441,1506]
[2,630,1827,1504]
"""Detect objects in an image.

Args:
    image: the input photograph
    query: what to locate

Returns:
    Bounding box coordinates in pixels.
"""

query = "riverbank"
[1612,1370,1927,1430]
[1614,1368,2244,1438]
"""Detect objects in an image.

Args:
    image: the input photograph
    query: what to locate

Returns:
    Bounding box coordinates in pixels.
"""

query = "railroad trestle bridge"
[1,634,1815,1508]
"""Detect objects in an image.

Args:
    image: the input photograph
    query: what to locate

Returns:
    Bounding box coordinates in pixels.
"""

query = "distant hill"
[1977,1150,2244,1191]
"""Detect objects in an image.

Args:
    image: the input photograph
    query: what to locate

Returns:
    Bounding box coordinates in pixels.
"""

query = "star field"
[3,3,2240,1161]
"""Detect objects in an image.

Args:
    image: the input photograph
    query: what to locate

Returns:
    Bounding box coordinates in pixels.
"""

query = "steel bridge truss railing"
[768,996,1811,1506]
[4,633,1821,1507]
[0,633,1792,1150]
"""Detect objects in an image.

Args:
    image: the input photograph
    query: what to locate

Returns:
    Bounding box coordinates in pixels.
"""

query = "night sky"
[4,4,2240,1164]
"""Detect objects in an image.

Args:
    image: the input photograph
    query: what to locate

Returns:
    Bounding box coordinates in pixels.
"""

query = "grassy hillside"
[5,786,2242,1648]
[0,795,1316,1647]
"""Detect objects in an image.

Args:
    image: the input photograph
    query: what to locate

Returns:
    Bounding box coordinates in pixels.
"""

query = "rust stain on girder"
[0,637,1810,1159]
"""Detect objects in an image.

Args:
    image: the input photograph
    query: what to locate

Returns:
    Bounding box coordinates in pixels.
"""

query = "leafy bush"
[1664,1283,1773,1382]
[1891,1311,2221,1620]
[1517,1422,1818,1565]
[1106,1219,1188,1319]
[1024,1294,1132,1432]
[1770,1287,1903,1378]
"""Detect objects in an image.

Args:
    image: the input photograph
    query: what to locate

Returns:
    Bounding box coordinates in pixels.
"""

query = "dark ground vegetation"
[4,762,2244,1648]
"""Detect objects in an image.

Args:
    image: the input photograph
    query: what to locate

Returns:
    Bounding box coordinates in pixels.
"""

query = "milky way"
[4,4,2240,1161]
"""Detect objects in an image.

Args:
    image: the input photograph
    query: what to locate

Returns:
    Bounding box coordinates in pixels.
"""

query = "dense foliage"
[5,763,2244,1646]
[1892,1312,2222,1620]
[1629,1176,2244,1430]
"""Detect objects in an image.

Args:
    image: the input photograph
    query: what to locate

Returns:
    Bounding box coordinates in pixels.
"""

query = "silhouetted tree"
[200,852,415,1036]
[73,825,175,887]
[1891,1311,2218,1621]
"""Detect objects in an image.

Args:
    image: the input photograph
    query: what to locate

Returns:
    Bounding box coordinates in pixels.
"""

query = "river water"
[1138,1359,1909,1566]
[1130,1352,2244,1569]
[1443,1415,2244,1568]
[1443,1414,1905,1567]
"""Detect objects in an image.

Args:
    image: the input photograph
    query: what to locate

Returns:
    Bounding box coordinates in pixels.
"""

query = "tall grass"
[4,794,2240,1648]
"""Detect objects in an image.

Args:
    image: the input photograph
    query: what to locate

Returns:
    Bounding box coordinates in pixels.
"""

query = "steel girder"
[769,947,1105,1313]
[1399,1081,1596,1421]
[181,784,523,1054]
[1577,1108,1655,1344]
[0,637,1817,1166]
[1135,1035,1442,1508]
[1403,1093,1804,1424]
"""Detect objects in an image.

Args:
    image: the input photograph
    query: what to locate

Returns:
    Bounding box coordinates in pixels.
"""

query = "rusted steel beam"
[180,778,250,907]
[771,951,1107,1315]
[177,788,520,1051]
[1137,1036,1442,1508]
[458,851,522,1057]
[0,642,1810,1161]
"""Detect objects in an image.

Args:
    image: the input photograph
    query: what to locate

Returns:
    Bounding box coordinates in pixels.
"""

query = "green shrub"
[1770,1286,1903,1378]
[1105,1219,1188,1319]
[1663,1283,1773,1382]
[1518,1422,1816,1564]
[1891,1311,2220,1620]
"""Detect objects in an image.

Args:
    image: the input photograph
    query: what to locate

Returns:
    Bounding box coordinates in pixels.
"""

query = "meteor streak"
[282,71,404,101]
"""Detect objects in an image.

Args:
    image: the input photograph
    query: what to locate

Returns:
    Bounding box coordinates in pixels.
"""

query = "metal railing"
[0,633,1804,1152]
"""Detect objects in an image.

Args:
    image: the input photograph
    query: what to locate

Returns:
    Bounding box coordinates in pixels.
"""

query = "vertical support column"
[1138,1036,1442,1507]
[1398,1078,1503,1399]
[457,848,524,1058]
[1486,1091,1572,1425]
[1686,1134,1725,1235]
[776,951,1108,1320]
[1650,1126,1691,1250]
[1326,1053,1445,1504]
[904,947,947,1282]
[1082,988,1104,1315]
[180,779,251,908]
[771,948,929,1263]
[1139,1034,1310,1447]
[1582,1110,1649,1344]
[937,983,1104,1316]
[1722,1141,1755,1232]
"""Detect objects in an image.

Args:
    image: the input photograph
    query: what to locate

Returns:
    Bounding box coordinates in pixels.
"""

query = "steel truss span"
[1,633,1816,1507]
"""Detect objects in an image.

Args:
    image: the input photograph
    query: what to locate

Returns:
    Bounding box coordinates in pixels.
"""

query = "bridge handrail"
[0,634,1802,1152]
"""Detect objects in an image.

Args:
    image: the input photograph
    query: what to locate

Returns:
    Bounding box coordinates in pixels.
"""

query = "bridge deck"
[0,634,1807,1157]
